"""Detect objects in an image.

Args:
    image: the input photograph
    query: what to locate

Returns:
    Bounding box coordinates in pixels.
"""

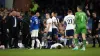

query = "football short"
[31,29,39,37]
[52,28,58,36]
[75,25,87,34]
[66,29,74,36]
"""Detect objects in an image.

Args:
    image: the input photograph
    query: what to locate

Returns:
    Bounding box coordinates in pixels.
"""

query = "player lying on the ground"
[50,43,64,49]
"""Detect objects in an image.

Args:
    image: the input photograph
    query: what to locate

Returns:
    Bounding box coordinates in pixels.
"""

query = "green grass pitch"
[0,45,100,56]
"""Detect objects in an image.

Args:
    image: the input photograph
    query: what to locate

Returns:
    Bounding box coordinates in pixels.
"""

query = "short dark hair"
[46,13,50,16]
[57,45,62,49]
[68,10,72,14]
[77,5,83,10]
[52,11,56,14]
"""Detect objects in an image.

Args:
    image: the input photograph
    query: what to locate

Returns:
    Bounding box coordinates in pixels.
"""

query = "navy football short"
[52,28,58,36]
[66,29,74,36]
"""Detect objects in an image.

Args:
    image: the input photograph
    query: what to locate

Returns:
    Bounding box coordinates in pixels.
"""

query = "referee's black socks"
[93,38,95,46]
[96,37,100,47]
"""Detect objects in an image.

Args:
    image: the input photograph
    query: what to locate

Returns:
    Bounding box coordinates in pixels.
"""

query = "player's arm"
[54,22,58,27]
[43,20,47,28]
[73,16,75,25]
[30,18,33,32]
[47,23,51,31]
[63,17,67,29]
[85,13,88,24]
[75,13,78,24]
[53,18,58,27]
[86,10,91,16]
[61,44,64,48]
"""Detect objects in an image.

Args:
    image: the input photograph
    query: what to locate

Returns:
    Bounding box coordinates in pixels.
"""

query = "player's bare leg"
[30,37,35,50]
[36,38,41,49]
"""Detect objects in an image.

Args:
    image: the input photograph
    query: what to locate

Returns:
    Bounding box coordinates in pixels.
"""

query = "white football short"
[31,30,39,37]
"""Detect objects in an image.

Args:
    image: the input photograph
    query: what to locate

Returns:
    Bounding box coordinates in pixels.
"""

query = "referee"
[92,12,100,47]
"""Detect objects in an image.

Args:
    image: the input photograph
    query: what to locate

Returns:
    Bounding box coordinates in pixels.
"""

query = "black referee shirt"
[92,17,100,30]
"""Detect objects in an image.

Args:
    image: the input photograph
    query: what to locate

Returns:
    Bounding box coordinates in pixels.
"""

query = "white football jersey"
[52,17,57,28]
[50,43,64,49]
[64,15,75,30]
[47,18,52,32]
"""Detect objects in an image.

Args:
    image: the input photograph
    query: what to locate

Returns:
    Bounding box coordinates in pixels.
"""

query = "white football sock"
[42,41,45,47]
[36,39,40,48]
[32,40,35,48]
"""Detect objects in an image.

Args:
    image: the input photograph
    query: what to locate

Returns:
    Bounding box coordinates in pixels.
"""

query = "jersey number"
[67,19,73,24]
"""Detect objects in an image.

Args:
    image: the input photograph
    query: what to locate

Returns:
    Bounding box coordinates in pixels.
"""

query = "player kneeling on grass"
[30,12,41,49]
[50,43,64,49]
[72,5,87,51]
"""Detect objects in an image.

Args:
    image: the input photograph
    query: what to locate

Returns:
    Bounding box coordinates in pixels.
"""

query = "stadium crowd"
[0,4,100,50]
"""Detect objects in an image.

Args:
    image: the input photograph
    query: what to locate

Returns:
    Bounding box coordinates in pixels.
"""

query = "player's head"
[68,10,72,15]
[12,11,17,16]
[46,13,50,19]
[36,12,40,17]
[92,11,97,18]
[56,45,62,49]
[51,12,56,17]
[77,5,83,12]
